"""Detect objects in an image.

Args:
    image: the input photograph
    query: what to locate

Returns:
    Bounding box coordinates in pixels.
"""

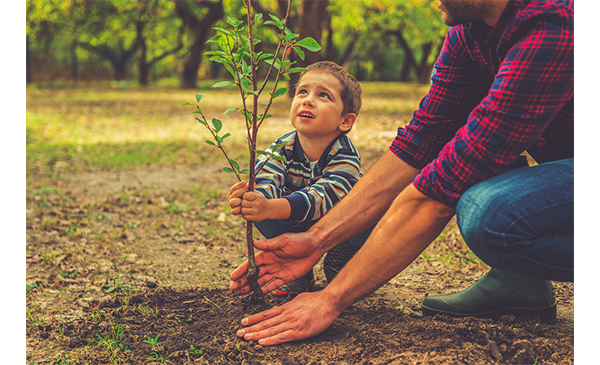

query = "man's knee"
[455,180,509,266]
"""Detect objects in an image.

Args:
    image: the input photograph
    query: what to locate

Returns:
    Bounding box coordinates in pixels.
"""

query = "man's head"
[438,0,509,27]
[290,61,362,141]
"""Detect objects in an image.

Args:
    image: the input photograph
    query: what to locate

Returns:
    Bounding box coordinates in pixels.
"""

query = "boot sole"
[421,303,557,323]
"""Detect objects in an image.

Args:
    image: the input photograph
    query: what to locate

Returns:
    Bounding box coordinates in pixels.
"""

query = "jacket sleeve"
[285,145,361,222]
[253,140,287,200]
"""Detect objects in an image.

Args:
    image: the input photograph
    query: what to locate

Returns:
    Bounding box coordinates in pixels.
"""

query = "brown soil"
[26,165,574,365]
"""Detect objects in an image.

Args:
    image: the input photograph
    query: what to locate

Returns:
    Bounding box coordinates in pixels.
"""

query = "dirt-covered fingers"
[256,274,282,294]
[239,324,298,346]
[236,306,288,341]
[229,261,249,291]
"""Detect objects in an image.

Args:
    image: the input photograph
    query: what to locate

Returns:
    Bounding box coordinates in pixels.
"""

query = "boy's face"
[290,72,355,143]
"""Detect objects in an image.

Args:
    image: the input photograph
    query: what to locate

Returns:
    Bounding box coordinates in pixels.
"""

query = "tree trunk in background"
[287,0,328,95]
[174,0,224,89]
[70,41,78,82]
[390,30,444,84]
[26,36,32,84]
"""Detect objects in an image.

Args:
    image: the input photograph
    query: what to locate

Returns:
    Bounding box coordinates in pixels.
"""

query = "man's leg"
[422,158,573,322]
[323,225,375,283]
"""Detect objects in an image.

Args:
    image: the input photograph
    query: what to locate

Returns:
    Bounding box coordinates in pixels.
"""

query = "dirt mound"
[30,287,573,365]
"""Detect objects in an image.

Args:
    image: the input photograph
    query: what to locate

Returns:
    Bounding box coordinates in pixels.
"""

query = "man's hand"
[230,232,323,294]
[235,290,341,346]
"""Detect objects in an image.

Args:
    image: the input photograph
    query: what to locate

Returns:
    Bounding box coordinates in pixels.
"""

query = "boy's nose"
[302,99,314,107]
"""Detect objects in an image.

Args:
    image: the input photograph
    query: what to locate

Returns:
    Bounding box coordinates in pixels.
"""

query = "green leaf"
[255,150,268,156]
[254,13,263,22]
[180,102,194,106]
[273,155,286,162]
[195,94,206,103]
[240,78,253,93]
[206,35,221,43]
[258,53,274,61]
[213,81,233,88]
[204,50,228,57]
[213,27,232,36]
[284,32,299,42]
[293,47,305,61]
[241,169,249,174]
[192,109,203,115]
[273,141,289,152]
[229,159,240,170]
[211,118,222,133]
[271,87,288,98]
[227,17,243,28]
[195,117,207,126]
[224,108,237,116]
[223,167,234,173]
[287,67,307,74]
[221,132,231,140]
[264,58,281,70]
[296,37,321,52]
[205,140,216,147]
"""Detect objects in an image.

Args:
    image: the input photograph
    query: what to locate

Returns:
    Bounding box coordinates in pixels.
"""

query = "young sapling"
[182,0,321,301]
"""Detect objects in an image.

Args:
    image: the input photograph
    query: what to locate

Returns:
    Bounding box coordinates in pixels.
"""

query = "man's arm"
[230,150,420,294]
[236,183,455,345]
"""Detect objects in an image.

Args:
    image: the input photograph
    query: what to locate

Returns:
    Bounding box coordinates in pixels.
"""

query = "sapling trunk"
[244,0,263,302]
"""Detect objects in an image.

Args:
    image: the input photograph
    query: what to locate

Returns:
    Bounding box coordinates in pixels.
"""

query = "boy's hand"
[238,191,271,221]
[228,181,290,221]
[228,181,248,216]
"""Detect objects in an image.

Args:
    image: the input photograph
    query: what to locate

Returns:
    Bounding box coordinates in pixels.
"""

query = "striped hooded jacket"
[254,130,362,223]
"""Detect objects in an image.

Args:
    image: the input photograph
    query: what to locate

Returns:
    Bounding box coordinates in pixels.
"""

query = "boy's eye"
[319,92,331,99]
[297,89,307,95]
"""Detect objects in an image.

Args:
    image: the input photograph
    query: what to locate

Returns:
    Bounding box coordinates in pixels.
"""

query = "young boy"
[227,61,367,296]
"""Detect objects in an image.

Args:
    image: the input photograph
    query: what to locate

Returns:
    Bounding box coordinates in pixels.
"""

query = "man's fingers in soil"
[240,305,284,328]
[260,278,284,294]
[256,329,298,346]
[242,325,296,346]
[230,262,249,283]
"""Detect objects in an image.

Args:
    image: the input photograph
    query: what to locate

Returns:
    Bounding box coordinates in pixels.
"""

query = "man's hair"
[298,61,362,117]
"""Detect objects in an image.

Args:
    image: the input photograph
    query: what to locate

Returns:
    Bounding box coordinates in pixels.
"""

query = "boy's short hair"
[299,61,362,117]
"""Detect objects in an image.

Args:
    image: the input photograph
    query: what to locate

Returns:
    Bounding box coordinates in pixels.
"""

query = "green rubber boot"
[421,268,557,323]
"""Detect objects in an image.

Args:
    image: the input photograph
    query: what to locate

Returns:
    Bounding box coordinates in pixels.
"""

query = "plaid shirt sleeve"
[391,2,574,208]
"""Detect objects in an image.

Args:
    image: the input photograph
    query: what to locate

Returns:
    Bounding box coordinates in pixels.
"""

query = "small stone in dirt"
[487,340,503,361]
[510,340,534,365]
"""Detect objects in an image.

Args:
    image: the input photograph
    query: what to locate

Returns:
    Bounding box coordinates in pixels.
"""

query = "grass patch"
[26,81,425,179]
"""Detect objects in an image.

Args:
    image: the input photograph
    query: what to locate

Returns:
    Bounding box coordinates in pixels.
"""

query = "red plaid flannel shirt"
[390,0,574,207]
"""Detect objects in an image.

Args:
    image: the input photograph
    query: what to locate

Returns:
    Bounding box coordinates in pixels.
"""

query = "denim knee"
[456,183,503,267]
[455,159,574,280]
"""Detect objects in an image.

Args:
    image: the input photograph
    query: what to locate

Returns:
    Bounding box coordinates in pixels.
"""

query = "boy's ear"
[339,113,357,132]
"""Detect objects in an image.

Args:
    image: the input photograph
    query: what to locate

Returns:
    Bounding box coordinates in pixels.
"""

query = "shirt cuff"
[283,194,309,222]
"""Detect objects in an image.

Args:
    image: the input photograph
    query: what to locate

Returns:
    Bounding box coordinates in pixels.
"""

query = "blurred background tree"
[26,0,448,87]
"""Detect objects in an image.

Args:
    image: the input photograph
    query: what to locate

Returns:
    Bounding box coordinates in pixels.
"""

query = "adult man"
[230,0,574,346]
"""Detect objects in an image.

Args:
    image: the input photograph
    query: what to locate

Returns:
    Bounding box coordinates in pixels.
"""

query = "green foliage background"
[26,0,448,85]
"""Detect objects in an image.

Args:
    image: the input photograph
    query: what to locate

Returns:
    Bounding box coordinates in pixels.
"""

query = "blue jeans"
[254,219,374,246]
[456,158,574,282]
